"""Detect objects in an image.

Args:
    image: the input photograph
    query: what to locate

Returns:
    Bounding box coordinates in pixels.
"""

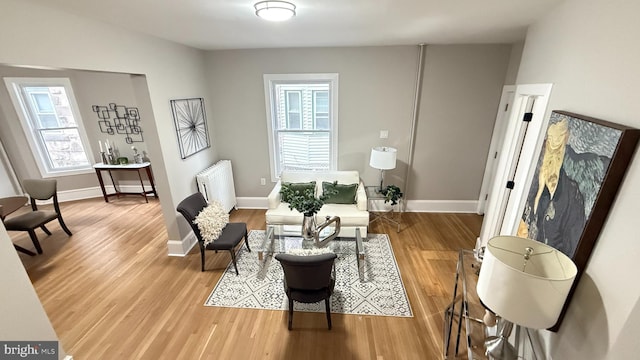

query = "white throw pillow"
[193,201,229,246]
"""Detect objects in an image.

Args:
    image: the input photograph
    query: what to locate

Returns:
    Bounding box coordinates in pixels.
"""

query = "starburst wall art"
[170,98,210,159]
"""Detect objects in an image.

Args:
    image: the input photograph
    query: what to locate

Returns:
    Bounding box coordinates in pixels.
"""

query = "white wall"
[0,224,67,359]
[0,0,214,243]
[206,45,512,210]
[415,45,511,201]
[517,0,640,358]
[205,46,417,199]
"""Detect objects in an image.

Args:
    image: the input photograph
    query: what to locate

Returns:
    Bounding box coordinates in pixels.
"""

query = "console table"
[93,162,158,203]
[444,249,488,359]
[444,249,539,359]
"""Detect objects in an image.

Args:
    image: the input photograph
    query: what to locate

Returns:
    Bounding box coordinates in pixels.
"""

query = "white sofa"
[265,171,369,238]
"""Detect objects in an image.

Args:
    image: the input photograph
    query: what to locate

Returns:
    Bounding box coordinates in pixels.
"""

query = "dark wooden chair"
[176,192,250,275]
[4,179,72,254]
[275,252,337,330]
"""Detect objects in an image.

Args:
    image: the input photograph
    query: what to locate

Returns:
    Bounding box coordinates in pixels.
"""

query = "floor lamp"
[369,146,397,192]
[476,236,577,359]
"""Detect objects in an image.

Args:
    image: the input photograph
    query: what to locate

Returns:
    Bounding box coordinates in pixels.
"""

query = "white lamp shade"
[369,147,397,170]
[476,236,577,329]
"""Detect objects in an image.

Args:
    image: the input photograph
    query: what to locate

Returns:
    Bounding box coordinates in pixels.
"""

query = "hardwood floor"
[12,197,482,359]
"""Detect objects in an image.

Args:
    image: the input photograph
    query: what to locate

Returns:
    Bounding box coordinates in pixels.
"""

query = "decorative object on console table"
[170,97,210,159]
[369,146,397,191]
[92,103,144,143]
[280,182,340,245]
[516,110,639,330]
[476,236,577,359]
[131,146,143,164]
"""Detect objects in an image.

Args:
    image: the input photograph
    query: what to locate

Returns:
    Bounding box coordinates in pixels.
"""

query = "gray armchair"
[4,179,72,254]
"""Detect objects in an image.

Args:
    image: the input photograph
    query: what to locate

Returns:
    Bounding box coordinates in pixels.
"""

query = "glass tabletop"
[260,224,366,282]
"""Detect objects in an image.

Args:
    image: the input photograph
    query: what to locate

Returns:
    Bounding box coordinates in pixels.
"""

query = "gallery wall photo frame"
[517,110,639,331]
[170,97,210,159]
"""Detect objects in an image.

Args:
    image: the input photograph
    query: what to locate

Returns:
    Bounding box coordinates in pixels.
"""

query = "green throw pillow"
[322,181,358,204]
[281,181,316,203]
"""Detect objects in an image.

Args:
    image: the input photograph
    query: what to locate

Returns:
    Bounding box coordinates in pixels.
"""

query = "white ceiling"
[25,0,564,50]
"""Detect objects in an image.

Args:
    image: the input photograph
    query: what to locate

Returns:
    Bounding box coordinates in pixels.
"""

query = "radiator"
[196,160,237,213]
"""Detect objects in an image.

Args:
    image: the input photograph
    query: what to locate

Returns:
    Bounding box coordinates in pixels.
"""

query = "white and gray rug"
[204,230,413,317]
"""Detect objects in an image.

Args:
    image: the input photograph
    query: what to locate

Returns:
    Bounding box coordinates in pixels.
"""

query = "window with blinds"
[264,74,338,181]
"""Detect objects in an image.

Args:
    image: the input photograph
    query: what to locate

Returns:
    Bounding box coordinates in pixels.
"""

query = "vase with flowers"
[280,183,341,244]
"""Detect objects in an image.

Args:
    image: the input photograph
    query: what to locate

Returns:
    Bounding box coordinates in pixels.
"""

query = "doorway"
[477,83,553,249]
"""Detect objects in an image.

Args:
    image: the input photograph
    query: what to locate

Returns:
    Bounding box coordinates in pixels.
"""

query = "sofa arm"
[356,180,367,211]
[267,180,283,209]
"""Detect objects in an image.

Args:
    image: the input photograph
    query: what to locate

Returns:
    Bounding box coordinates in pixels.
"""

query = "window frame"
[263,73,339,182]
[4,77,96,177]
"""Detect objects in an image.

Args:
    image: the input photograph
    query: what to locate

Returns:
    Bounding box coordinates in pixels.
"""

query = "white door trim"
[476,85,516,215]
[477,83,553,249]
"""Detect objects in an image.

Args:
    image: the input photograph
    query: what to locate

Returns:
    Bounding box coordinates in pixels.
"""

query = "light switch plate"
[380,130,389,139]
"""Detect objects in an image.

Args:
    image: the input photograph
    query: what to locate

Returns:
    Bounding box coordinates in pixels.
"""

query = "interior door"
[477,84,553,250]
[476,85,516,215]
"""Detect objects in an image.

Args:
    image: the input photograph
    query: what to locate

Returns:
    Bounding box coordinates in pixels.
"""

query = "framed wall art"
[170,98,210,159]
[517,110,639,330]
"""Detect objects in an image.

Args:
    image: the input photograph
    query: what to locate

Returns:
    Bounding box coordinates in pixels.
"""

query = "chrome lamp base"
[485,320,517,360]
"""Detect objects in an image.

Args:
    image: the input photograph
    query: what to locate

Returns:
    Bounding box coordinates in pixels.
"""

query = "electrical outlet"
[260,178,266,186]
[380,130,389,139]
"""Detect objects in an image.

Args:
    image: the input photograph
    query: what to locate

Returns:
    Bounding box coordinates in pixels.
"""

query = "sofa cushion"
[265,203,369,227]
[322,181,357,204]
[281,181,316,203]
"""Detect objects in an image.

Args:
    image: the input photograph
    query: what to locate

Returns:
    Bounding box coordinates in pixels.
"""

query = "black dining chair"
[275,252,337,330]
[176,192,250,274]
[4,179,72,254]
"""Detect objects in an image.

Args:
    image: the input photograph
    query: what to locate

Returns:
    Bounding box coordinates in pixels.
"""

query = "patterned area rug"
[204,231,413,317]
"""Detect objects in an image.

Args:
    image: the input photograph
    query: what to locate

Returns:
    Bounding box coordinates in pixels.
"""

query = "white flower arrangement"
[193,200,229,246]
[286,247,334,256]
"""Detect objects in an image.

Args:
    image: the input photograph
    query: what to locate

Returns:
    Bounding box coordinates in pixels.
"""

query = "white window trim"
[263,73,339,182]
[4,77,96,177]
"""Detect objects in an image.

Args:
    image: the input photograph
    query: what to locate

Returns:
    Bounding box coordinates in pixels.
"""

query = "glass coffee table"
[259,224,366,282]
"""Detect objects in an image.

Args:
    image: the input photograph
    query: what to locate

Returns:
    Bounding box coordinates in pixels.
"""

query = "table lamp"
[369,146,397,191]
[476,236,577,359]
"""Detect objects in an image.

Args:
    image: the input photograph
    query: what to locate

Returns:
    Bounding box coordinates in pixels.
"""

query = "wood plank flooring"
[11,197,482,359]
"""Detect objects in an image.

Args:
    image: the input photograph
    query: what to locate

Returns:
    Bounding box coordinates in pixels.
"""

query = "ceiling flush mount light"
[254,1,296,21]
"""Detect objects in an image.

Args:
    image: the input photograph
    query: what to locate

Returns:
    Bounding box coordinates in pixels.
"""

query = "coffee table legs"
[355,228,365,282]
[258,225,276,261]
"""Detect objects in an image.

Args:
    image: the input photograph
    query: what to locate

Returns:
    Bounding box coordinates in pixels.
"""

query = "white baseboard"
[54,185,153,203]
[236,197,268,209]
[236,197,478,213]
[404,200,478,213]
[57,186,104,202]
[167,232,197,256]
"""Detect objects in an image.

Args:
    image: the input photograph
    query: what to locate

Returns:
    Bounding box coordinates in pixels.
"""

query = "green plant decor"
[380,184,403,205]
[280,182,337,216]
